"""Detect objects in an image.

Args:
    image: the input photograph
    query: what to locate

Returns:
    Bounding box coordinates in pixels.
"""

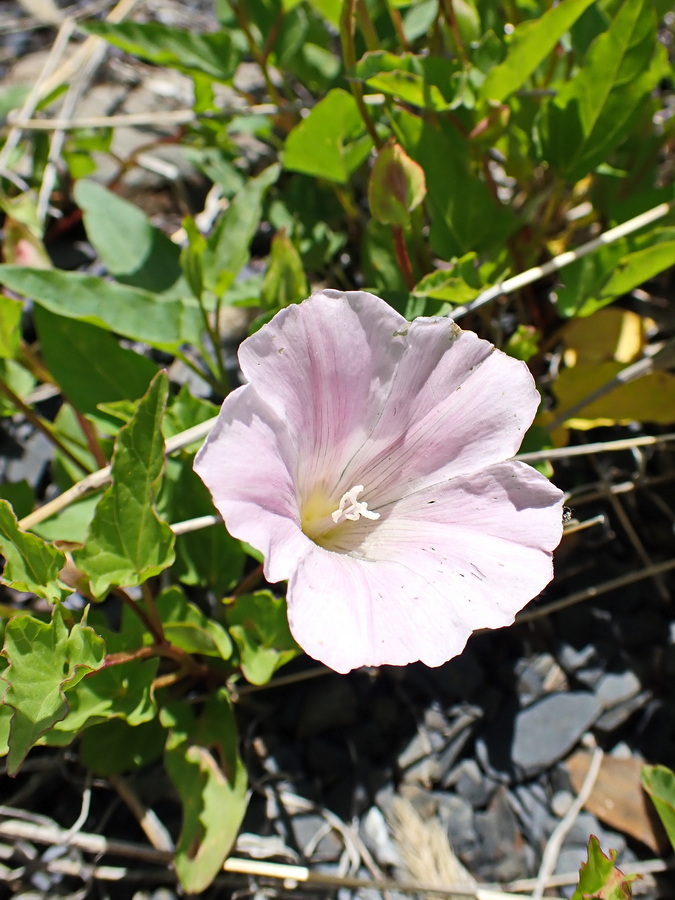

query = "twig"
[530,743,603,900]
[61,773,92,842]
[561,513,606,536]
[515,432,675,463]
[516,558,675,624]
[7,103,297,131]
[585,447,670,602]
[108,775,173,853]
[37,31,108,223]
[0,16,76,176]
[0,818,511,898]
[451,201,674,320]
[170,514,221,535]
[0,815,670,896]
[18,417,217,531]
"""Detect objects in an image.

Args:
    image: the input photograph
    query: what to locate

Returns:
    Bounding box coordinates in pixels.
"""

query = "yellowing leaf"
[555,362,675,428]
[561,308,647,367]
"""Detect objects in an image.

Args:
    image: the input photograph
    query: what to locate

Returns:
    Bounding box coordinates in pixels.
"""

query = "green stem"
[440,0,468,65]
[232,1,284,106]
[355,0,379,51]
[198,295,230,393]
[174,348,221,394]
[340,0,382,149]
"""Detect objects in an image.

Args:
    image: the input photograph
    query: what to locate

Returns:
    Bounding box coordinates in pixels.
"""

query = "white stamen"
[331,485,381,525]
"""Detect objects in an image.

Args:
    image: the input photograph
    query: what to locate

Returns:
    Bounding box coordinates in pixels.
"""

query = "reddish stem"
[392,225,415,290]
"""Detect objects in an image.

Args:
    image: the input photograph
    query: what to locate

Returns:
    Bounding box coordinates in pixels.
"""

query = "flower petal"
[194,385,311,583]
[288,462,563,672]
[237,290,408,501]
[338,318,541,504]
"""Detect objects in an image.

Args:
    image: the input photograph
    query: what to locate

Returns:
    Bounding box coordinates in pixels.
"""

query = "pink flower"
[195,290,563,673]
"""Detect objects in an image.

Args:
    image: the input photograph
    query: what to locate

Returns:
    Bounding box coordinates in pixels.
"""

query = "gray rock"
[476,692,603,781]
[361,805,400,867]
[290,813,342,860]
[445,758,495,808]
[435,792,477,857]
[595,690,651,733]
[5,429,53,488]
[595,669,642,709]
[507,781,556,845]
[472,787,531,881]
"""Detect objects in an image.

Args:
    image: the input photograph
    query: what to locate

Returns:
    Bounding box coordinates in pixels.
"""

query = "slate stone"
[507,781,556,845]
[595,669,642,709]
[476,692,603,781]
[595,690,652,734]
[435,792,477,856]
[290,813,342,859]
[4,429,53,489]
[361,805,400,867]
[515,653,562,703]
[472,787,531,881]
[445,758,495,808]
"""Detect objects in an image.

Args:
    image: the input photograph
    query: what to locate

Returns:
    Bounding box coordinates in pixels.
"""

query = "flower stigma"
[300,484,380,546]
[331,485,380,524]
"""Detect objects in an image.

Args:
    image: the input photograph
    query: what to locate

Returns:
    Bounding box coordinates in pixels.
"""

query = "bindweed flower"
[195,290,564,673]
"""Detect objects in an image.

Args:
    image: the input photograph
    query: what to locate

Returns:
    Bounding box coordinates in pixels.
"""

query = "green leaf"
[156,586,232,660]
[75,180,184,295]
[226,591,300,685]
[163,385,219,443]
[413,253,483,305]
[538,0,662,181]
[260,229,309,309]
[283,89,372,184]
[79,717,166,775]
[0,500,70,603]
[180,218,206,300]
[73,372,175,597]
[160,457,245,596]
[0,359,36,418]
[81,21,241,82]
[571,835,637,900]
[53,656,159,733]
[0,267,201,351]
[0,84,31,122]
[480,0,596,102]
[366,69,450,111]
[368,140,426,227]
[202,164,280,296]
[34,306,158,424]
[51,403,112,490]
[356,52,460,111]
[0,702,10,757]
[397,111,515,257]
[1,606,105,774]
[556,229,675,317]
[163,690,248,893]
[504,325,539,362]
[0,295,22,359]
[641,764,675,851]
[32,496,101,545]
[0,481,34,522]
